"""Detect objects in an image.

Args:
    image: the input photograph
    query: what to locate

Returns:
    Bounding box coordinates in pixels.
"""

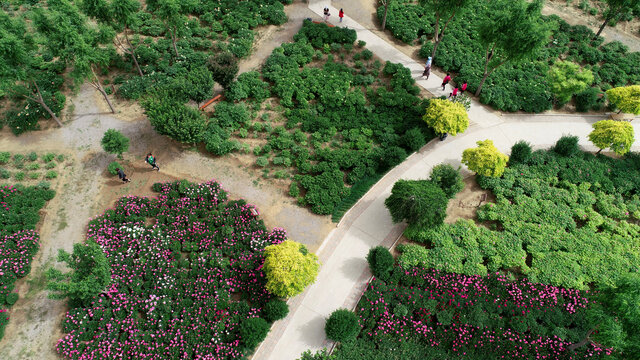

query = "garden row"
[1,0,290,134]
[142,21,435,217]
[379,0,640,112]
[48,180,320,359]
[0,182,56,339]
[0,151,65,182]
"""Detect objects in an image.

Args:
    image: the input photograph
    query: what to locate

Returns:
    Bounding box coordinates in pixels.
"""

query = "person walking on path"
[423,56,432,79]
[145,152,160,171]
[116,168,131,183]
[441,73,451,91]
[323,7,330,22]
[339,9,344,22]
[449,87,459,98]
[460,82,467,93]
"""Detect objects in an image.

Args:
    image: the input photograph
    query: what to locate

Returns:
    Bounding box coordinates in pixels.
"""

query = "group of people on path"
[423,58,467,99]
[323,7,344,23]
[115,152,160,184]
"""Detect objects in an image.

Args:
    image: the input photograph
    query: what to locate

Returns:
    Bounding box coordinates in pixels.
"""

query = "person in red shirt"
[460,82,467,92]
[339,8,344,22]
[449,87,459,98]
[441,73,451,91]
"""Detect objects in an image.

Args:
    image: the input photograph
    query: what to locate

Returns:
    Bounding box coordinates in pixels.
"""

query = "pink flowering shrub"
[0,184,55,339]
[56,180,288,359]
[342,266,617,359]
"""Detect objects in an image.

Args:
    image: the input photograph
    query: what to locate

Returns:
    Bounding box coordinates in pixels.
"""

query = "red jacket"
[339,10,344,18]
[443,75,451,83]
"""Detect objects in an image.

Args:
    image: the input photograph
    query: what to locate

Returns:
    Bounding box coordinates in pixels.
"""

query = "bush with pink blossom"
[55,180,290,359]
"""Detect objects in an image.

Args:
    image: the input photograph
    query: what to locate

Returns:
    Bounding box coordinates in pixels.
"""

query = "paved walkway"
[252,2,640,360]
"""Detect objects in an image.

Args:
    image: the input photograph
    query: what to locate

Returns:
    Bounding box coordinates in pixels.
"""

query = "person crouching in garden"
[145,152,160,171]
[116,168,131,183]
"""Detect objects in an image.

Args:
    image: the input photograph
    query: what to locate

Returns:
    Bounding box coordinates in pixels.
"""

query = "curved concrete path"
[252,2,640,360]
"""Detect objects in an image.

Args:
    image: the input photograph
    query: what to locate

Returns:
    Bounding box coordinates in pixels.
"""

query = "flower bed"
[330,267,614,359]
[56,180,287,359]
[0,183,56,339]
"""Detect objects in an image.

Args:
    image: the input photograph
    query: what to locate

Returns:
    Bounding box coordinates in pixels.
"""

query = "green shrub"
[289,183,300,197]
[0,168,9,179]
[263,299,289,322]
[26,163,40,171]
[366,246,394,279]
[45,171,58,179]
[27,152,38,161]
[239,317,270,349]
[14,172,25,181]
[56,154,65,162]
[28,173,39,180]
[429,163,464,199]
[41,153,56,163]
[361,49,373,60]
[553,135,581,157]
[325,309,360,342]
[385,180,448,228]
[256,157,269,167]
[509,140,533,165]
[101,129,130,158]
[575,87,602,112]
[45,162,56,170]
[5,293,18,306]
[227,71,271,102]
[206,51,239,89]
[397,243,430,270]
[294,21,357,48]
[143,96,206,144]
[107,162,122,176]
[0,152,10,164]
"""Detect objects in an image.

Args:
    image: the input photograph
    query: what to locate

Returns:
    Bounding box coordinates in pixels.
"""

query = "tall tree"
[380,0,392,30]
[475,0,549,97]
[384,179,448,228]
[606,85,640,115]
[462,139,509,177]
[111,0,144,76]
[0,12,64,127]
[262,240,320,298]
[155,0,187,57]
[422,99,469,136]
[420,0,473,61]
[595,0,640,38]
[588,120,635,155]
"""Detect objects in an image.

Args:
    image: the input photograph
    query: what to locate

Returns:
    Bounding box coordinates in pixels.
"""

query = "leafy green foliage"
[422,99,469,136]
[46,241,111,306]
[107,161,122,176]
[553,135,581,157]
[263,240,320,298]
[376,1,434,44]
[263,298,289,322]
[548,61,594,104]
[462,140,509,177]
[429,163,464,198]
[293,21,357,48]
[606,85,640,115]
[239,317,270,349]
[366,246,394,279]
[143,95,205,144]
[385,180,448,228]
[101,129,130,158]
[588,120,635,155]
[576,87,604,112]
[227,71,270,102]
[325,309,360,342]
[509,140,533,165]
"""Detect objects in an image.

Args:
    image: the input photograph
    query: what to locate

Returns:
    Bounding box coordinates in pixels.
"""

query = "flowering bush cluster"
[56,180,289,359]
[0,183,55,339]
[328,266,615,359]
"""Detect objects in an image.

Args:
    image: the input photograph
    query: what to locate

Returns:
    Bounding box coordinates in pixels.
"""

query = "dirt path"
[0,11,334,354]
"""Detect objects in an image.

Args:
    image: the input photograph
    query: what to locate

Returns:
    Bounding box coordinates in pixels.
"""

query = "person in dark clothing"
[145,153,160,171]
[116,168,131,183]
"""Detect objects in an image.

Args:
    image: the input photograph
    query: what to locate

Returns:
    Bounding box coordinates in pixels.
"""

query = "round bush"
[366,246,393,279]
[384,179,448,228]
[107,161,122,176]
[553,135,581,157]
[325,309,360,342]
[509,141,533,165]
[239,317,270,349]
[263,299,289,322]
[5,293,18,306]
[575,87,602,112]
[429,163,464,199]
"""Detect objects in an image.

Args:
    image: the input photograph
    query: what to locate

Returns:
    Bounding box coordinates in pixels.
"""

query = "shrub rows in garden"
[55,180,290,359]
[404,147,640,290]
[380,1,640,112]
[0,152,65,182]
[0,183,56,339]
[311,266,613,359]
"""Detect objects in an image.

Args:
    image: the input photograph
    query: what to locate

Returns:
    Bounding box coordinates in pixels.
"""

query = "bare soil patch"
[445,175,495,224]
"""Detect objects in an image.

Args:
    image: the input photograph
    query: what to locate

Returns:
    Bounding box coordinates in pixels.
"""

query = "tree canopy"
[588,120,635,155]
[461,139,509,177]
[263,240,320,298]
[384,179,448,228]
[606,85,640,115]
[548,61,594,104]
[422,99,469,136]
